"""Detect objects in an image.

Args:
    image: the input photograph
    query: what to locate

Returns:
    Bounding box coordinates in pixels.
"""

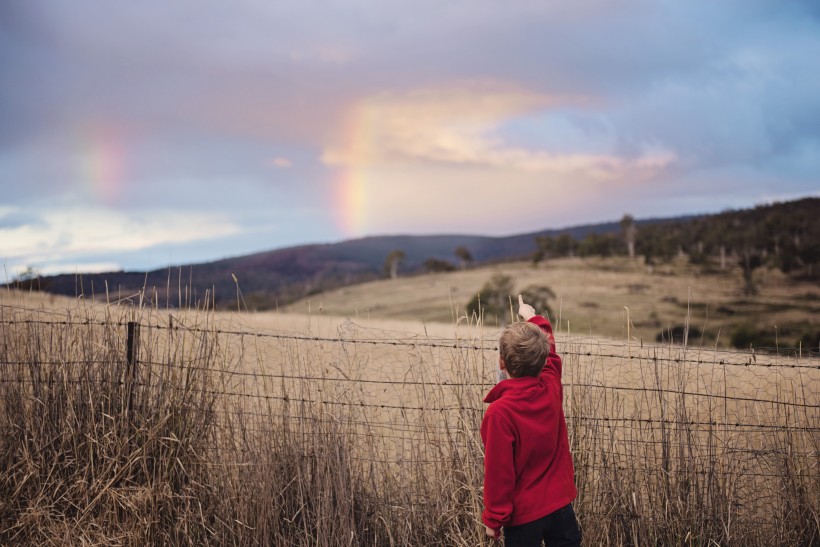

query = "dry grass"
[285,256,820,349]
[1,289,818,545]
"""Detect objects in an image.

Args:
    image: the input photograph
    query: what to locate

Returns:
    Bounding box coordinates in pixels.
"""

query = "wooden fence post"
[125,321,140,415]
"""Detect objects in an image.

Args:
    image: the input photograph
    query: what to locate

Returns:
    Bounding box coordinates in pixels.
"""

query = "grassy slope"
[0,288,471,341]
[9,252,820,349]
[286,256,820,348]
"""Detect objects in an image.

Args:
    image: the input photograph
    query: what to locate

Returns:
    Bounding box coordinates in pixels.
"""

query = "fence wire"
[1,303,819,540]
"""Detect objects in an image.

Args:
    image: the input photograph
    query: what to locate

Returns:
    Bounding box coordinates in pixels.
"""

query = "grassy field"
[1,288,818,545]
[285,256,820,351]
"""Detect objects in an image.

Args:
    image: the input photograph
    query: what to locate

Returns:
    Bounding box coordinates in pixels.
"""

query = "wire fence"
[1,302,819,543]
[4,317,819,367]
[2,311,818,431]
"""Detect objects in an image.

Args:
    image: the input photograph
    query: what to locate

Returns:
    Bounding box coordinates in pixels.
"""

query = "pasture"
[0,289,818,545]
[285,256,820,350]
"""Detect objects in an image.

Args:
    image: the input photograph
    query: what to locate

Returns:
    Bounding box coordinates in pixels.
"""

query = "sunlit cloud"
[349,162,629,236]
[324,85,679,237]
[322,85,677,181]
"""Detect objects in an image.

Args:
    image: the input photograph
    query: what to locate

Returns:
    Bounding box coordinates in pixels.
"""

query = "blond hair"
[499,321,550,378]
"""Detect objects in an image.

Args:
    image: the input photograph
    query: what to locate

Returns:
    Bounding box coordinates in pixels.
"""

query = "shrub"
[519,284,556,321]
[799,330,820,352]
[731,324,777,349]
[655,324,704,344]
[423,258,457,273]
[465,273,514,325]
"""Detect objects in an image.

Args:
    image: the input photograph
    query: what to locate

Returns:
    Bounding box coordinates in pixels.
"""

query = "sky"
[1,0,819,277]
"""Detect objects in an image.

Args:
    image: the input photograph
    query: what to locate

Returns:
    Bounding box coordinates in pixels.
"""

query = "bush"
[519,284,556,321]
[730,324,777,349]
[799,331,820,352]
[465,278,557,325]
[655,324,704,344]
[465,273,515,325]
[423,258,457,273]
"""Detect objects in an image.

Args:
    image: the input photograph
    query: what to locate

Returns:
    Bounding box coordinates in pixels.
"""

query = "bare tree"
[621,214,637,259]
[454,246,473,269]
[384,249,406,279]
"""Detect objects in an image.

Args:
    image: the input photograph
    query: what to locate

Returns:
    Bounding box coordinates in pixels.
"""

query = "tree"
[454,246,473,269]
[621,214,637,259]
[532,236,555,266]
[423,257,456,273]
[739,248,763,295]
[383,249,406,279]
[797,240,820,279]
[15,266,38,283]
[636,228,677,265]
[531,248,545,267]
[12,266,48,291]
[554,233,577,257]
[578,232,619,257]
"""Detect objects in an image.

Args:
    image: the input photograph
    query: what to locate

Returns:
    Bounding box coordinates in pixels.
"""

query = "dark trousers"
[503,504,581,547]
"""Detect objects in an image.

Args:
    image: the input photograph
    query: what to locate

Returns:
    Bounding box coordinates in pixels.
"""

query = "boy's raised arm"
[518,295,563,378]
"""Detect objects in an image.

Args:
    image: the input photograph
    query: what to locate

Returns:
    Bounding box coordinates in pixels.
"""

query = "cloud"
[0,208,46,229]
[4,1,816,183]
[35,262,123,276]
[0,206,240,273]
[322,85,677,181]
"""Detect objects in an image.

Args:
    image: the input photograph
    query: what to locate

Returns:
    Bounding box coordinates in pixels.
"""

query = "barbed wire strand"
[3,316,819,369]
[2,358,817,411]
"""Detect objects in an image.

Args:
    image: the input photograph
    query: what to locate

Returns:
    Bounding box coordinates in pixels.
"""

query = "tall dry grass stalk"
[0,296,817,545]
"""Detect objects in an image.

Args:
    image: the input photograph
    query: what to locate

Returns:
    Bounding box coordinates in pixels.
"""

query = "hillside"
[11,197,819,312]
[10,217,678,308]
[287,255,820,350]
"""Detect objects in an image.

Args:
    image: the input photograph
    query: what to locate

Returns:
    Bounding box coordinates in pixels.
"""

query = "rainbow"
[80,125,125,206]
[336,169,367,237]
[333,101,379,237]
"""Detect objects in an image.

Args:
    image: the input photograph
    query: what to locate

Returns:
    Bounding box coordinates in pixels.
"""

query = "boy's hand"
[484,525,500,540]
[518,295,536,321]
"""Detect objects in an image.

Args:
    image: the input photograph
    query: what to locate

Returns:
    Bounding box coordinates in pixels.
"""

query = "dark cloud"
[4,0,818,156]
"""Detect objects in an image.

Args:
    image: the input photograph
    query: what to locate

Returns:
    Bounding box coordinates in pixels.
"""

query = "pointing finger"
[518,294,524,306]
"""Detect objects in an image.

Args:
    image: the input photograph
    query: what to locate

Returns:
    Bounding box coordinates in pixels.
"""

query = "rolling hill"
[12,217,677,308]
[285,255,820,351]
[11,197,818,311]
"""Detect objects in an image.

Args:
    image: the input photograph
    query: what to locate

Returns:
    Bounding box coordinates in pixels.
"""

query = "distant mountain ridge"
[20,215,684,308]
[15,198,817,309]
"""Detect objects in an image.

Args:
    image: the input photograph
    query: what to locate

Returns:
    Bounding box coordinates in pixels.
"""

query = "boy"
[481,296,580,546]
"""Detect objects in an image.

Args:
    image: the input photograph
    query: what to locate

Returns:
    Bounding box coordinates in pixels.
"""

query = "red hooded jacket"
[481,315,577,535]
